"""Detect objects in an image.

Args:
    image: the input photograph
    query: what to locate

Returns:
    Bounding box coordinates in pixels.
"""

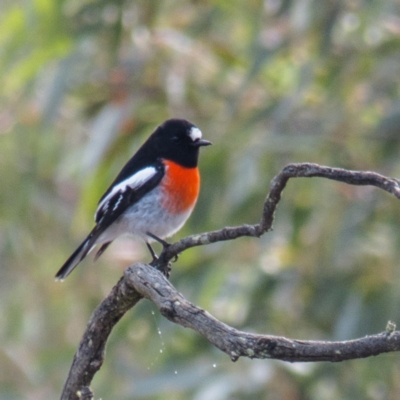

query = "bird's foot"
[158,262,172,278]
[146,232,177,277]
[146,232,179,262]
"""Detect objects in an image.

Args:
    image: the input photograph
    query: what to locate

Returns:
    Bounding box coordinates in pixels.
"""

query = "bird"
[55,118,211,280]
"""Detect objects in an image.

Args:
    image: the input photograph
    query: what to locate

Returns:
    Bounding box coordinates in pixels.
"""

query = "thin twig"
[155,163,400,267]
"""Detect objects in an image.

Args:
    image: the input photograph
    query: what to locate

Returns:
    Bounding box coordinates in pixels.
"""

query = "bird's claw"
[157,262,171,278]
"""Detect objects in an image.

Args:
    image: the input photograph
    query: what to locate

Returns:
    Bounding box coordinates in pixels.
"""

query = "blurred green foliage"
[2,0,400,398]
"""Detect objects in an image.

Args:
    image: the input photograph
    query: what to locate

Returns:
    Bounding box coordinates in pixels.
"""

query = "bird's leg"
[146,239,171,277]
[146,232,176,277]
[146,231,178,261]
[146,232,170,248]
[146,242,158,261]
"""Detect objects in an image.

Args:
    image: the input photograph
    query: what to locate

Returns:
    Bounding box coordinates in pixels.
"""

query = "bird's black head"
[145,118,211,168]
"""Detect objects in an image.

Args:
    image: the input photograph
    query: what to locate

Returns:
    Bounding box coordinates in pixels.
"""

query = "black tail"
[94,242,111,261]
[55,232,97,281]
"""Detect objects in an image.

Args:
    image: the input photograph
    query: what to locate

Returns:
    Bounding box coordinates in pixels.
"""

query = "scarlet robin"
[56,118,211,280]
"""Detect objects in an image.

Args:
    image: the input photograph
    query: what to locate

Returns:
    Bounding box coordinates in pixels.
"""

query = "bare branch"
[155,163,400,268]
[60,278,143,400]
[60,163,400,399]
[130,263,400,363]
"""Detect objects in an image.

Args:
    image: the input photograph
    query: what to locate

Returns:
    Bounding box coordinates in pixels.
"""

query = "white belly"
[97,186,194,244]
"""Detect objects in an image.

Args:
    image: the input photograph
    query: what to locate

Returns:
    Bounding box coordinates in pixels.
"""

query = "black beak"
[191,139,212,147]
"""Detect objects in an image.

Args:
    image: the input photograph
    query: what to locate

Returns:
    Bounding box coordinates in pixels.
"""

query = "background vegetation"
[2,0,400,398]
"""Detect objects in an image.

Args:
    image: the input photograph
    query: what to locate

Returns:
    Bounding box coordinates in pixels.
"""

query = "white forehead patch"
[189,127,202,141]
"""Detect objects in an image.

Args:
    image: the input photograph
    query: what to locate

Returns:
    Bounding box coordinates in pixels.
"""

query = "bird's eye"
[171,135,180,143]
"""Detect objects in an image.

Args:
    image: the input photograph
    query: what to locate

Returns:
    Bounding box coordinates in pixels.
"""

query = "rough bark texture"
[60,163,400,400]
[60,278,143,400]
[128,263,400,363]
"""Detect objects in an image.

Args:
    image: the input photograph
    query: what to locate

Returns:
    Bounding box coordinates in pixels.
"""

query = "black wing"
[95,162,164,231]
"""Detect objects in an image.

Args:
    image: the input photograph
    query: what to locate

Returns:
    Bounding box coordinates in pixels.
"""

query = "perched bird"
[56,118,211,280]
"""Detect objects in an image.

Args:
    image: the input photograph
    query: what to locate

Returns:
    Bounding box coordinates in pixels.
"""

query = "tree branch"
[155,163,400,268]
[130,263,400,363]
[60,278,142,400]
[60,163,400,400]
